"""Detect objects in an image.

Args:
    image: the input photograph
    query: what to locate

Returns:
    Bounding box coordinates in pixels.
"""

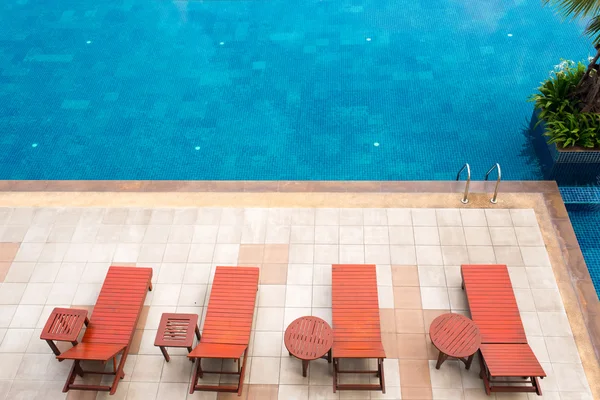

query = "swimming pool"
[0,0,591,180]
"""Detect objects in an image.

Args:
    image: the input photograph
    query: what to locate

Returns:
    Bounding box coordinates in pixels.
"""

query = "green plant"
[531,60,600,148]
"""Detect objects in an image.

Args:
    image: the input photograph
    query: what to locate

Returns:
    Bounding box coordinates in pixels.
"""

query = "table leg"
[302,360,309,377]
[435,351,448,369]
[46,340,61,357]
[159,346,170,362]
[465,354,475,370]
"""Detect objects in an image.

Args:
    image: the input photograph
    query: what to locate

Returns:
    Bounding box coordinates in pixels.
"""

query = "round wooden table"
[429,313,481,370]
[284,316,333,377]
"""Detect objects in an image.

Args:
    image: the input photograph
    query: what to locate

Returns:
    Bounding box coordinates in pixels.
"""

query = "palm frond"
[585,15,600,42]
[543,0,600,19]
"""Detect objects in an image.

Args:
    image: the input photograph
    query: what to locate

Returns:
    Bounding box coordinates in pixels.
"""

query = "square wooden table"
[154,313,200,362]
[40,308,89,359]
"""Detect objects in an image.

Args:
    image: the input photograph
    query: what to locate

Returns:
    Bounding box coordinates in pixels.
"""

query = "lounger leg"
[302,360,309,377]
[62,361,79,392]
[195,326,201,341]
[532,376,542,396]
[159,346,170,362]
[379,358,386,394]
[465,354,474,370]
[109,349,127,395]
[238,348,249,396]
[327,349,332,363]
[189,358,201,394]
[148,282,153,291]
[332,359,338,393]
[478,351,491,395]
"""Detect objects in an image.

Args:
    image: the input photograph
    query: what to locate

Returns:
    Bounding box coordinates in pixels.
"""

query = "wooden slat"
[461,264,527,344]
[331,264,385,359]
[481,344,546,377]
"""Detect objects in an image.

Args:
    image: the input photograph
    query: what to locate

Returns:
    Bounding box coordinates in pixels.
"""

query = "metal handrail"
[456,163,471,204]
[485,163,502,204]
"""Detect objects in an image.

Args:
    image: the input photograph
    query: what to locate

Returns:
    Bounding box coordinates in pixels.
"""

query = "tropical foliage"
[531,60,600,148]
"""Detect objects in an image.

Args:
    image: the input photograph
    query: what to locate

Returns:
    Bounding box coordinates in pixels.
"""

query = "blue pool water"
[566,203,600,293]
[0,0,591,180]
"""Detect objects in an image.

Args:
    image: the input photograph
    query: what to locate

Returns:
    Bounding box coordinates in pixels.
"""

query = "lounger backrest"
[82,266,152,345]
[332,265,383,350]
[461,264,527,344]
[201,266,259,346]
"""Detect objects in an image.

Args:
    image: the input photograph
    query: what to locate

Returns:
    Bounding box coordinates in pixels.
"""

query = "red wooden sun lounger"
[57,266,152,395]
[461,264,546,395]
[188,266,259,396]
[331,264,386,393]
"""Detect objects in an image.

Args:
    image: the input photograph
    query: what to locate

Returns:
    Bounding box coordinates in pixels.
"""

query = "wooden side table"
[284,316,333,377]
[429,313,481,370]
[40,308,89,359]
[154,313,200,362]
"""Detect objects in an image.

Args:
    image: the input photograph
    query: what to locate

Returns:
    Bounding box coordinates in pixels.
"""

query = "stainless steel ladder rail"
[456,163,471,204]
[485,163,501,204]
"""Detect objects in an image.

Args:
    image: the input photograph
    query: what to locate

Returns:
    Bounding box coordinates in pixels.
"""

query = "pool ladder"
[455,163,502,204]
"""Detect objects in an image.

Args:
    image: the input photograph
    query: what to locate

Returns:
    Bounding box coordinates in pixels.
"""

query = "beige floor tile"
[436,209,462,227]
[256,308,284,331]
[192,226,219,244]
[510,209,537,227]
[131,355,164,382]
[315,209,339,226]
[412,209,437,227]
[338,245,364,264]
[376,265,392,286]
[403,386,434,399]
[261,264,288,285]
[314,226,338,245]
[182,263,211,284]
[259,285,286,307]
[507,267,530,289]
[393,287,422,309]
[438,228,465,246]
[311,308,332,325]
[312,286,331,308]
[414,227,440,246]
[528,336,550,363]
[416,246,443,265]
[314,245,339,264]
[520,312,542,336]
[138,243,167,263]
[249,357,280,384]
[1,226,28,243]
[126,381,159,400]
[252,332,283,357]
[364,227,390,245]
[532,289,564,312]
[291,209,315,226]
[381,332,397,359]
[178,284,207,307]
[537,312,572,336]
[428,360,462,389]
[386,209,412,226]
[0,243,21,262]
[264,245,289,264]
[20,283,51,305]
[289,245,314,264]
[390,246,417,265]
[378,286,394,309]
[308,385,338,399]
[278,384,309,400]
[379,309,396,333]
[0,328,34,352]
[467,246,496,264]
[515,226,544,247]
[265,225,291,244]
[187,244,215,263]
[247,384,278,400]
[291,226,315,244]
[212,244,240,264]
[280,356,310,385]
[418,266,447,287]
[420,287,450,310]
[448,288,468,311]
[4,262,35,283]
[545,336,581,363]
[441,246,469,266]
[389,226,414,245]
[156,263,185,284]
[0,305,16,328]
[397,333,428,359]
[287,265,313,285]
[463,227,492,246]
[391,265,419,287]
[155,382,187,400]
[0,282,27,304]
[489,227,518,246]
[484,209,512,227]
[460,209,487,227]
[363,209,388,226]
[525,267,557,290]
[151,284,181,306]
[519,247,551,267]
[285,285,311,308]
[464,387,495,399]
[395,309,425,333]
[312,264,332,286]
[399,359,431,388]
[365,245,390,264]
[284,307,312,328]
[339,209,363,226]
[493,246,524,265]
[443,267,461,288]
[551,363,589,392]
[340,226,365,245]
[23,226,51,243]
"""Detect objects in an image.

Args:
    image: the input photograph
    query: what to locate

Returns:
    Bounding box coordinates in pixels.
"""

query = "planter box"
[529,109,600,185]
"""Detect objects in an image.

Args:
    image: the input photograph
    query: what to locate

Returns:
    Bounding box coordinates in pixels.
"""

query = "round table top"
[429,313,481,358]
[284,316,333,361]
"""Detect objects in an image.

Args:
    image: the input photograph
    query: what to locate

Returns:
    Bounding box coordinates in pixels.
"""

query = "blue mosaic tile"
[0,0,591,180]
[560,187,600,204]
[566,204,600,297]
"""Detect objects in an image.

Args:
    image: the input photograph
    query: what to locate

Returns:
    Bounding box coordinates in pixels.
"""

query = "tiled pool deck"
[0,181,598,400]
